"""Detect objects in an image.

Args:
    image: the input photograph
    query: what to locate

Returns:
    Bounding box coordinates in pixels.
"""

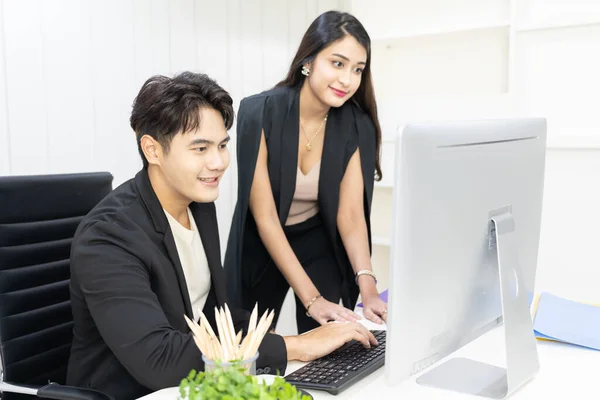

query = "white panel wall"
[0,0,350,336]
[0,0,9,175]
[3,0,48,175]
[0,0,349,254]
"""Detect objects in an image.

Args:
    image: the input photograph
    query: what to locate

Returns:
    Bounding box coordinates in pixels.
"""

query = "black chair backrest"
[0,172,113,399]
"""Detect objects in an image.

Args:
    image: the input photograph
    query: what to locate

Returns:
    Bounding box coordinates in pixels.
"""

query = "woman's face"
[305,35,368,108]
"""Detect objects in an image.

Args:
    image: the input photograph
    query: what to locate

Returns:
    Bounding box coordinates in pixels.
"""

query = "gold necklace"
[299,113,328,151]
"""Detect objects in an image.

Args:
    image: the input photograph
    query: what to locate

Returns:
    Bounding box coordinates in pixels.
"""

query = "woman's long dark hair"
[276,11,382,181]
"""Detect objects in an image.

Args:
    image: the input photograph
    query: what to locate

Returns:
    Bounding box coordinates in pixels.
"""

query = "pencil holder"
[202,351,259,375]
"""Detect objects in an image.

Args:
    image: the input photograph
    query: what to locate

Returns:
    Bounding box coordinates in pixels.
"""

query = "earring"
[301,66,310,77]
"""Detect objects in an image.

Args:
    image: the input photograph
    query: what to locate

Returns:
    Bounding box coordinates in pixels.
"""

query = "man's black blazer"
[66,168,287,400]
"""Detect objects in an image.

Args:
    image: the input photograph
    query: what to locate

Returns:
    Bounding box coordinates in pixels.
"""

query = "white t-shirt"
[164,207,211,322]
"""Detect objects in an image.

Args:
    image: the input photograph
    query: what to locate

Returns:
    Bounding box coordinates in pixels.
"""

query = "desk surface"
[138,310,598,400]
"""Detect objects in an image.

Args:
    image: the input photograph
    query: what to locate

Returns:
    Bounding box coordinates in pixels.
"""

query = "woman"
[224,11,387,334]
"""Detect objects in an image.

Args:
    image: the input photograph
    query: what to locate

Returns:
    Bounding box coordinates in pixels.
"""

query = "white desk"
[138,311,598,399]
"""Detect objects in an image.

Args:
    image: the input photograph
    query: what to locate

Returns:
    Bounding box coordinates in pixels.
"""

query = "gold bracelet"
[355,270,377,285]
[305,294,322,317]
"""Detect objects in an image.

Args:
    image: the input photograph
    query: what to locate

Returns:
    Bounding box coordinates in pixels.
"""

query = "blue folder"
[533,292,600,351]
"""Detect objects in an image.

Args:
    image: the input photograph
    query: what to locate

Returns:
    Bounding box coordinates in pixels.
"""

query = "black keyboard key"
[285,330,386,395]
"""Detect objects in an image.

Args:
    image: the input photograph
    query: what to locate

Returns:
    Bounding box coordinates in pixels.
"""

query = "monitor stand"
[415,209,540,399]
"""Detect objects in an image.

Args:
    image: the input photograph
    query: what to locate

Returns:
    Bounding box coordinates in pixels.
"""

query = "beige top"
[286,161,321,226]
[164,207,211,322]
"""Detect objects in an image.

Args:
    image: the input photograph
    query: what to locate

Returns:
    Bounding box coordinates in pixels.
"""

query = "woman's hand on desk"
[283,322,378,362]
[360,290,388,325]
[307,297,361,326]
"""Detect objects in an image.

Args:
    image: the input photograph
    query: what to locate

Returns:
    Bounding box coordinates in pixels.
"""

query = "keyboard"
[284,330,386,395]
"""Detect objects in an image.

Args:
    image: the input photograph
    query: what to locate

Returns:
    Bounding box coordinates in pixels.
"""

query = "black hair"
[130,71,234,168]
[276,11,382,180]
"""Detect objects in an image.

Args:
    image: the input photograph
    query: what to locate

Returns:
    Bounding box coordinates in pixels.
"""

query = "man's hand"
[283,322,378,362]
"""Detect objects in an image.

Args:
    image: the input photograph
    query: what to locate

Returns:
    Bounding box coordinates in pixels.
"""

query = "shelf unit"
[516,18,600,32]
[347,0,600,292]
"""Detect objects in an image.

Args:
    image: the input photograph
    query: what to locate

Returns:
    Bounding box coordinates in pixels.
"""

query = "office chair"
[0,172,114,400]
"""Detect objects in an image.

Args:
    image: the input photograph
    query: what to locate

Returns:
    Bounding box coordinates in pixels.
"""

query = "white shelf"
[371,21,510,43]
[516,18,600,33]
[546,136,600,151]
[371,29,509,98]
[379,94,516,125]
[375,182,394,189]
[372,236,391,247]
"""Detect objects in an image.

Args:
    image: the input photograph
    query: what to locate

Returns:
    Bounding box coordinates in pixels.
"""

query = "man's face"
[153,107,230,204]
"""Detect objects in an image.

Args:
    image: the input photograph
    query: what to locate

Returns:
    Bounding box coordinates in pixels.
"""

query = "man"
[66,72,377,400]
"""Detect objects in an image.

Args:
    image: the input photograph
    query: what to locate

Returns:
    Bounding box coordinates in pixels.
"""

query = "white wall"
[0,0,348,255]
[350,0,600,303]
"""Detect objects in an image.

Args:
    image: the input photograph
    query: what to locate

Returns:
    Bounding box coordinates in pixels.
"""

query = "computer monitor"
[384,118,547,399]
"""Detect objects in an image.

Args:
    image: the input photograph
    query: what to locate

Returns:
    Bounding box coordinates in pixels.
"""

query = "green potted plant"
[180,305,312,399]
[178,366,312,400]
